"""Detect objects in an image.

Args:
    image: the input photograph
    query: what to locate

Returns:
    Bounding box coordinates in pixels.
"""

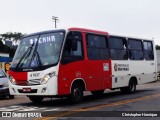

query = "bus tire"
[69,83,83,103]
[9,95,14,99]
[120,79,136,94]
[120,87,128,93]
[128,79,136,94]
[91,90,104,96]
[28,96,44,103]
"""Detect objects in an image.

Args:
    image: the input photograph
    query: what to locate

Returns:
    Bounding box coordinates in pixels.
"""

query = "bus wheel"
[120,87,128,93]
[120,79,136,94]
[128,79,136,94]
[69,84,83,103]
[28,96,44,103]
[91,90,104,96]
[9,95,14,99]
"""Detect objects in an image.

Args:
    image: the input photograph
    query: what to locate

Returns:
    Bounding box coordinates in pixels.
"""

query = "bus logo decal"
[114,63,129,72]
[114,63,118,71]
[103,63,109,71]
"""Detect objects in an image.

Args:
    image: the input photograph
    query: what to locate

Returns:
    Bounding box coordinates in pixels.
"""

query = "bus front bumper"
[9,77,58,96]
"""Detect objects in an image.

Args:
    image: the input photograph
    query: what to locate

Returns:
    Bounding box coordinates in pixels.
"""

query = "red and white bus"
[9,27,157,103]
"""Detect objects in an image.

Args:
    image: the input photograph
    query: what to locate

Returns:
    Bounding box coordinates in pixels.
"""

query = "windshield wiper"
[30,51,42,67]
[29,35,43,67]
[15,43,35,69]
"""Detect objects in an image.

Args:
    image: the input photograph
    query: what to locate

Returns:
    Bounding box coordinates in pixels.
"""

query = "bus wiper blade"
[15,44,34,69]
[31,51,42,67]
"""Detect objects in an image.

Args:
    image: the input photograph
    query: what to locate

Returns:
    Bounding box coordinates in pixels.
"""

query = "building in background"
[5,40,13,48]
[0,37,16,74]
[156,50,160,80]
[0,52,12,74]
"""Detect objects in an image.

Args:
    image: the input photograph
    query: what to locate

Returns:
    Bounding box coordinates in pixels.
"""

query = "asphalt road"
[1,81,160,120]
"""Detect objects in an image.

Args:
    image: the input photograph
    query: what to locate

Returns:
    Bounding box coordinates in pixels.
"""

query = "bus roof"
[22,27,109,39]
[23,29,66,38]
[23,27,153,42]
[68,27,108,35]
[109,33,154,41]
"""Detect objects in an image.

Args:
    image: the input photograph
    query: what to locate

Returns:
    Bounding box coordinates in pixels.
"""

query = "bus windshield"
[10,31,65,71]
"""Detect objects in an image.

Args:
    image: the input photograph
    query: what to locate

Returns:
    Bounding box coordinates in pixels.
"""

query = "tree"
[0,40,10,53]
[1,32,25,43]
[0,32,25,58]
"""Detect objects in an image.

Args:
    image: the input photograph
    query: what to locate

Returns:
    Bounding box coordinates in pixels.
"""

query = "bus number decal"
[30,73,40,78]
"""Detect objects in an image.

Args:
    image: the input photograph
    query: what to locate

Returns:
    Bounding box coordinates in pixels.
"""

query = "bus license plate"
[22,88,31,92]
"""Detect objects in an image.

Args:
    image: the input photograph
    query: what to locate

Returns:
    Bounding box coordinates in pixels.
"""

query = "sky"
[0,0,160,45]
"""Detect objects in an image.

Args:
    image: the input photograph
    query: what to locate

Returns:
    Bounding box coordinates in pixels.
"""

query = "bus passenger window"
[143,41,154,60]
[128,39,144,60]
[86,34,109,60]
[109,36,128,60]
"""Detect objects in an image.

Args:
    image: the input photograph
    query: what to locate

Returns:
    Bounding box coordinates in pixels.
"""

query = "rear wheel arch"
[120,76,137,94]
[129,77,138,85]
[128,77,137,93]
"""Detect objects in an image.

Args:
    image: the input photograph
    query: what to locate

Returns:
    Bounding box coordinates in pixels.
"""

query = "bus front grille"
[28,79,41,85]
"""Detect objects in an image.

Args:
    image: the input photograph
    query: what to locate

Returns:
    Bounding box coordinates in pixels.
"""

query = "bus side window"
[143,41,154,60]
[62,31,83,63]
[128,39,144,60]
[86,34,109,60]
[109,36,128,60]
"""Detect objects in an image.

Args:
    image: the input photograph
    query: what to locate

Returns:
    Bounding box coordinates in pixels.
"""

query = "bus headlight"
[41,72,56,84]
[41,75,50,84]
[9,76,16,85]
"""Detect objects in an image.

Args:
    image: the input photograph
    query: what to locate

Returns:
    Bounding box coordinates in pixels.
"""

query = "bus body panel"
[57,30,112,95]
[58,60,112,95]
[9,66,59,96]
[58,61,85,95]
[111,60,156,88]
[8,27,157,98]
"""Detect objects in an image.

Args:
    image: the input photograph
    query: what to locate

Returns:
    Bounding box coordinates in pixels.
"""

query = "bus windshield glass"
[10,31,65,71]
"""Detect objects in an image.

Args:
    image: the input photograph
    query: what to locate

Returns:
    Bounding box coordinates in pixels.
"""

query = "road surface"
[0,80,160,120]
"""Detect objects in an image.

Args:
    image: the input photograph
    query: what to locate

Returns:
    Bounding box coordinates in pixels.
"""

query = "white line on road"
[44,108,59,111]
[0,105,59,112]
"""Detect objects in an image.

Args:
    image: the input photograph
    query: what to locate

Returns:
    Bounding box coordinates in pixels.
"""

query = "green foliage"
[1,32,25,41]
[0,41,16,58]
[0,40,11,53]
[0,32,25,58]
